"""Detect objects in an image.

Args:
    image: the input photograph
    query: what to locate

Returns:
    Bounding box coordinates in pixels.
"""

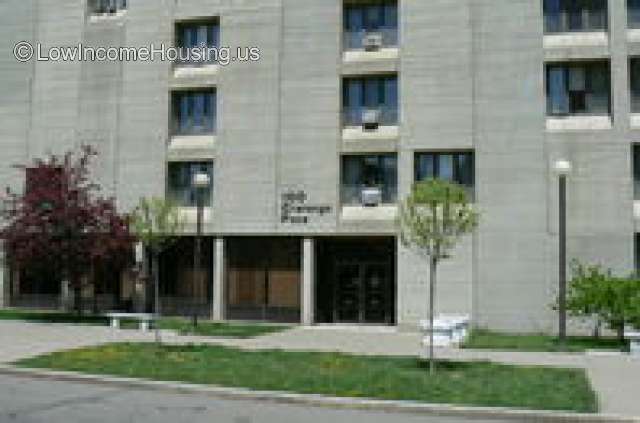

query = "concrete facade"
[0,0,637,332]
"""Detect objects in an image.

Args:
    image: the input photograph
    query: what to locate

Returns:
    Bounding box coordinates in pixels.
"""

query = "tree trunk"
[617,322,625,344]
[91,264,98,315]
[428,256,437,375]
[592,317,601,340]
[152,252,161,344]
[72,273,83,317]
[74,284,82,316]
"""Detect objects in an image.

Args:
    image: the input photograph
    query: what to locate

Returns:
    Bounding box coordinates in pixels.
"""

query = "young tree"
[398,179,479,374]
[564,261,609,339]
[565,262,640,342]
[130,197,184,343]
[0,145,134,314]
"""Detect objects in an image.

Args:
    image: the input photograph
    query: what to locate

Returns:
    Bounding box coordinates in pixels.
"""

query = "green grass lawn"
[462,329,625,353]
[17,343,598,413]
[0,309,289,338]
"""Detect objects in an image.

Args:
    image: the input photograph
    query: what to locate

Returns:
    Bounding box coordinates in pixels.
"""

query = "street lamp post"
[192,172,210,328]
[553,159,572,345]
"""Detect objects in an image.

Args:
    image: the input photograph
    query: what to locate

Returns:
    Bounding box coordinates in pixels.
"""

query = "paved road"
[0,374,512,423]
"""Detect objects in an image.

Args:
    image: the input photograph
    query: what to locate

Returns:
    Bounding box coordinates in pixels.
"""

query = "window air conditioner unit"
[361,186,383,207]
[363,32,384,52]
[362,108,381,130]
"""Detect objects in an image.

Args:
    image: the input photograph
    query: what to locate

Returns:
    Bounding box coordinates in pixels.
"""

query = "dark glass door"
[363,263,389,324]
[334,264,360,322]
[333,261,392,324]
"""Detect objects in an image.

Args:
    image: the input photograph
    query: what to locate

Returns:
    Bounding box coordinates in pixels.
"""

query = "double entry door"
[333,260,392,325]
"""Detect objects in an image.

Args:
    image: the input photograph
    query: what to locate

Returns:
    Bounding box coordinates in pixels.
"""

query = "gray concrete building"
[0,0,638,332]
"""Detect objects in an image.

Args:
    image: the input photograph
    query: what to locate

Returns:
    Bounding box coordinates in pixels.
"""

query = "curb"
[0,365,636,422]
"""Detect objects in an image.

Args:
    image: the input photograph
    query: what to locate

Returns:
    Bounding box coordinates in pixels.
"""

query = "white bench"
[625,327,640,356]
[419,314,470,348]
[105,313,154,332]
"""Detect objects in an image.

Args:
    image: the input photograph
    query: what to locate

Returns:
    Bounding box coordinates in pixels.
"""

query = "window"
[175,21,220,66]
[415,152,474,200]
[167,162,213,208]
[341,154,398,205]
[546,62,610,116]
[172,90,217,135]
[543,0,607,33]
[630,0,640,29]
[344,1,398,50]
[636,234,640,274]
[90,0,127,14]
[631,59,640,113]
[343,75,398,126]
[634,146,640,200]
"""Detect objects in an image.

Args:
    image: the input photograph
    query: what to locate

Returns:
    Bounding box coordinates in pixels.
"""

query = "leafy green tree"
[565,262,640,341]
[130,197,184,342]
[398,179,479,374]
[564,262,610,339]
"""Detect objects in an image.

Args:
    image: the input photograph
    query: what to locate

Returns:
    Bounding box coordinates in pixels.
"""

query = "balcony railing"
[171,118,216,137]
[341,184,397,206]
[90,0,127,14]
[167,188,213,209]
[632,92,640,114]
[343,28,398,51]
[342,107,399,127]
[544,9,608,33]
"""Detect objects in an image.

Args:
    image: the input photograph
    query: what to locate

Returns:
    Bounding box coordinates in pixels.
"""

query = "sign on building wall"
[280,187,332,225]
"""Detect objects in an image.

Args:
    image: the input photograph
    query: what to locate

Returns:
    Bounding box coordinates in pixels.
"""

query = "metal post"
[193,186,203,327]
[558,174,567,344]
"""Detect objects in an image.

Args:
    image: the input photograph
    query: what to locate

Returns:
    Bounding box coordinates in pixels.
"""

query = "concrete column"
[212,237,225,321]
[609,0,630,135]
[60,280,71,311]
[302,237,315,326]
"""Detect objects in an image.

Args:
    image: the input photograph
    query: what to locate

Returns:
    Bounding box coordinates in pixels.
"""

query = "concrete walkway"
[0,321,639,418]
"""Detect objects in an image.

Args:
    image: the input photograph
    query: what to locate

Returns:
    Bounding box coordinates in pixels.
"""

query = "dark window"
[344,1,398,50]
[543,0,607,33]
[341,155,397,205]
[546,62,610,116]
[415,152,475,199]
[634,145,640,200]
[167,162,213,207]
[175,21,220,65]
[91,0,127,14]
[172,90,217,135]
[631,59,640,113]
[630,0,640,28]
[636,234,640,275]
[343,75,398,126]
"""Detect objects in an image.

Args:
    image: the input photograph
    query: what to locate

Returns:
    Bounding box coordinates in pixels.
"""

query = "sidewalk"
[1,321,638,418]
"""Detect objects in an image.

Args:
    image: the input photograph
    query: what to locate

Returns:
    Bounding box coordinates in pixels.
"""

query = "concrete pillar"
[302,237,315,326]
[60,280,71,311]
[212,237,225,321]
[609,0,630,135]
